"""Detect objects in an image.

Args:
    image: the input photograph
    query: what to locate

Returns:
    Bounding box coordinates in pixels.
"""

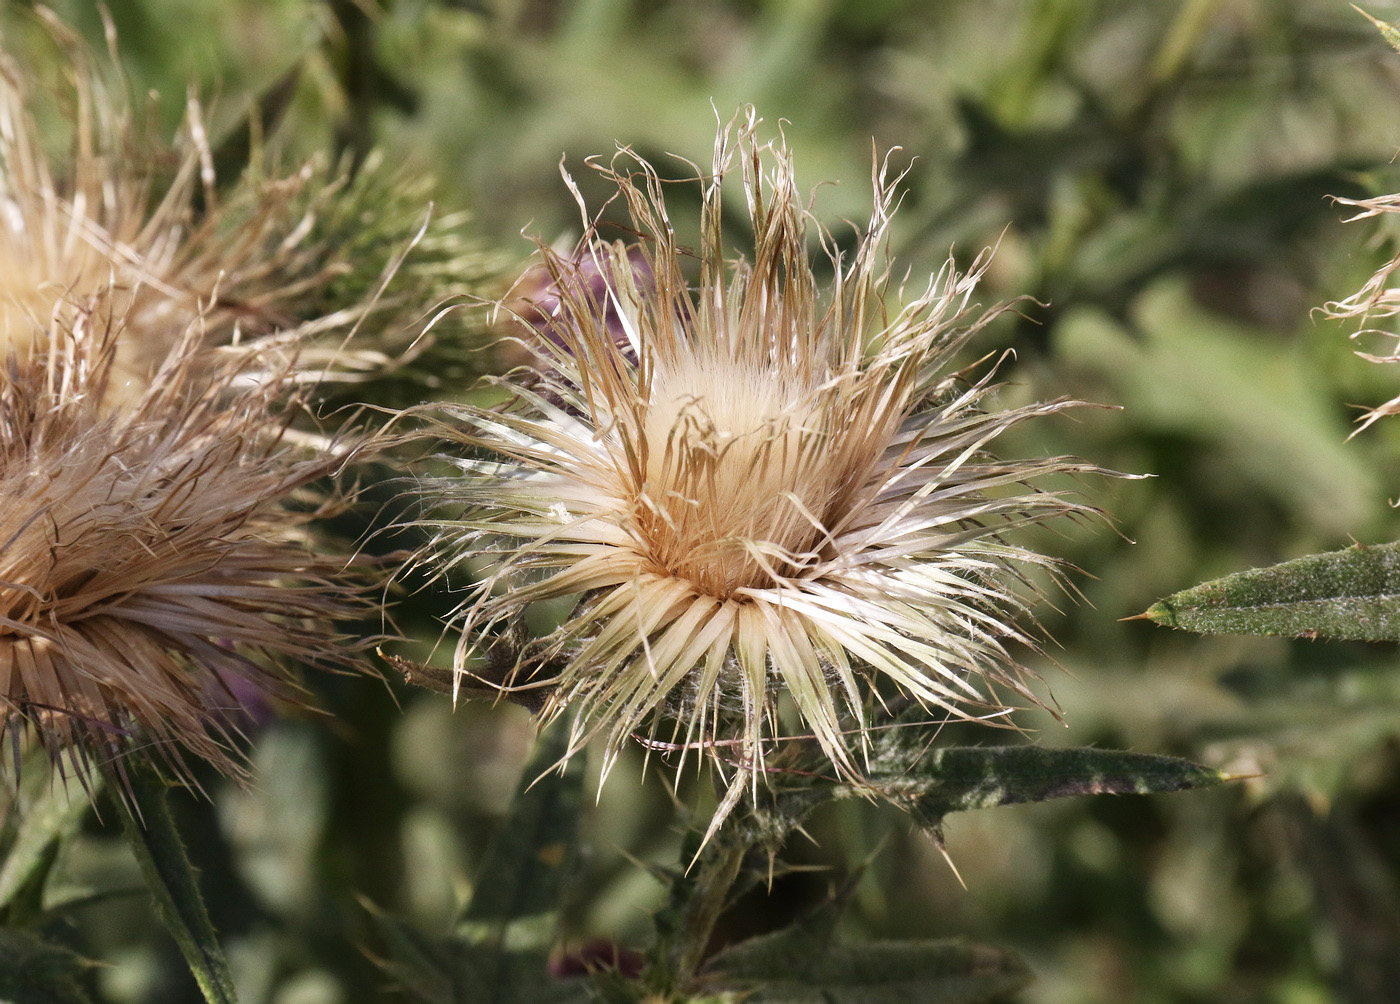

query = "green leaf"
[844,744,1225,833]
[644,829,749,995]
[1355,6,1400,55]
[748,739,1225,842]
[1145,541,1400,641]
[454,723,584,1001]
[709,930,1030,1004]
[704,871,1031,1004]
[0,755,96,919]
[459,721,581,928]
[112,765,238,1004]
[644,739,1220,996]
[360,899,456,1004]
[0,928,96,1004]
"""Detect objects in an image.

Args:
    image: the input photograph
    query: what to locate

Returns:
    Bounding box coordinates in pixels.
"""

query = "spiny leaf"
[741,740,1225,845]
[361,899,455,1004]
[649,740,1220,993]
[644,830,749,994]
[112,765,238,1004]
[0,928,95,1004]
[1144,541,1400,641]
[459,722,581,931]
[867,745,1226,832]
[705,872,1031,1004]
[1355,6,1400,55]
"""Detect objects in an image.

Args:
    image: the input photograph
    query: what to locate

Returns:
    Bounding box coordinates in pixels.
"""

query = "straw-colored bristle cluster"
[0,19,465,413]
[419,109,1109,812]
[0,293,371,784]
[0,31,220,393]
[1324,193,1400,432]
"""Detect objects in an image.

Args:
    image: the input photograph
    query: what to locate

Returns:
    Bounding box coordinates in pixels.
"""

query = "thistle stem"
[643,834,750,1000]
[105,760,239,1004]
[673,842,746,981]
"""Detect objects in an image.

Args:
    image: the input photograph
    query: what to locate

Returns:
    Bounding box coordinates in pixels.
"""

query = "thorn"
[935,839,967,891]
[1117,611,1153,622]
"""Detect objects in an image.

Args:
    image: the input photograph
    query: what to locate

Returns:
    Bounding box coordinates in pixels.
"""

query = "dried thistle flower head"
[0,19,502,411]
[418,110,1110,814]
[0,288,375,787]
[1323,193,1400,432]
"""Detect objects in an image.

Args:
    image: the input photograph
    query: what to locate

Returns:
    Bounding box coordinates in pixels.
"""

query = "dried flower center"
[634,354,840,597]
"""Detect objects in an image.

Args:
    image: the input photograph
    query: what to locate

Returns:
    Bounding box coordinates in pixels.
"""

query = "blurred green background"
[6,0,1400,1001]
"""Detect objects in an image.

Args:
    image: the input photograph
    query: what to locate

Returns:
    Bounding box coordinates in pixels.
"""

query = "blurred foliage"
[5,0,1400,1001]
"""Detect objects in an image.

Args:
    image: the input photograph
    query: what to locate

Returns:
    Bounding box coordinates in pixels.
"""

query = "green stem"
[663,841,747,994]
[107,762,238,1004]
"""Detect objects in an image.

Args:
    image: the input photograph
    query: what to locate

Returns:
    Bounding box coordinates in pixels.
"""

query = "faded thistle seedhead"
[0,18,416,791]
[0,288,377,789]
[0,15,504,412]
[416,109,1111,819]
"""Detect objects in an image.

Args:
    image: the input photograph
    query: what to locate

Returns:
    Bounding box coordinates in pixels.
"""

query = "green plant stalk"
[669,841,747,988]
[106,762,238,1004]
